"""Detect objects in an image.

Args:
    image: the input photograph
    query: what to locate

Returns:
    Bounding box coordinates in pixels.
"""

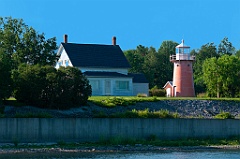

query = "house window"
[58,61,63,66]
[89,80,100,90]
[65,60,69,66]
[116,81,129,90]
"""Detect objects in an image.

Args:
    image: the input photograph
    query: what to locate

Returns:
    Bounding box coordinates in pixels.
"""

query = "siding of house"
[132,83,149,96]
[89,77,133,96]
[164,83,173,97]
[56,49,73,68]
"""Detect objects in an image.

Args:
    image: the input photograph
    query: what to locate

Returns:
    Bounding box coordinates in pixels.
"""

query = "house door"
[105,80,111,95]
[166,88,171,97]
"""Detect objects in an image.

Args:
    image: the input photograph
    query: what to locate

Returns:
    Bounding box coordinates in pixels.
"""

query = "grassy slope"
[89,96,240,107]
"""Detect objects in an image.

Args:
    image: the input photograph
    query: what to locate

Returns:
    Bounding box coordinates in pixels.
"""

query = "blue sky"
[1,0,240,51]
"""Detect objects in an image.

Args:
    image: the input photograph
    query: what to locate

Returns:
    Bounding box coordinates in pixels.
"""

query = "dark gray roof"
[84,71,130,78]
[129,73,149,83]
[83,72,148,83]
[61,43,130,68]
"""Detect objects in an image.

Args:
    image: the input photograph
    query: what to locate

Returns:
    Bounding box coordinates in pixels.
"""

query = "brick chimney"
[112,36,116,45]
[63,34,68,43]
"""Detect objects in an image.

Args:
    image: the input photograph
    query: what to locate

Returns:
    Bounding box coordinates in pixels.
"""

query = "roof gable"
[61,43,130,68]
[163,81,173,88]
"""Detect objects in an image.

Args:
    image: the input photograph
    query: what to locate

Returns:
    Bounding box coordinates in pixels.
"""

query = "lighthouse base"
[172,61,195,97]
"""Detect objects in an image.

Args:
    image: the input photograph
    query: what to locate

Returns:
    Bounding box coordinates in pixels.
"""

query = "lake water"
[1,150,240,159]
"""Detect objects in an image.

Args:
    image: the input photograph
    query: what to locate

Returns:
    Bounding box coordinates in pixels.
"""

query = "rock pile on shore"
[4,100,240,118]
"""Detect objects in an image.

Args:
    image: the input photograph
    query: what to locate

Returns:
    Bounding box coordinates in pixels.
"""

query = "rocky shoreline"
[3,100,240,118]
[0,145,240,154]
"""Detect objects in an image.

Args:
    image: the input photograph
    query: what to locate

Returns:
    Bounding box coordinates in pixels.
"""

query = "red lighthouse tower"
[170,40,195,97]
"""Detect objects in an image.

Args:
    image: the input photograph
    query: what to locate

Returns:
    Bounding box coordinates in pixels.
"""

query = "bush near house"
[149,86,166,97]
[12,65,92,109]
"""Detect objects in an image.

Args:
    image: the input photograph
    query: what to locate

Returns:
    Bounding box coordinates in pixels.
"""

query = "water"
[0,150,240,159]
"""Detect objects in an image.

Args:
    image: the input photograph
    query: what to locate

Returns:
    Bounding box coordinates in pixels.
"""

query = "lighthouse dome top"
[176,39,190,48]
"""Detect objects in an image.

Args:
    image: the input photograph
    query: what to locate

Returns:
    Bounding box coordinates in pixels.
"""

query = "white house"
[56,35,149,96]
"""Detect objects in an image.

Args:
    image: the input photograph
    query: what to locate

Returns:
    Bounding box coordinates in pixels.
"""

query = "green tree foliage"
[203,55,240,97]
[12,64,54,106]
[124,41,178,88]
[142,47,158,88]
[55,67,92,108]
[124,45,157,88]
[0,17,57,67]
[235,50,240,58]
[124,49,144,73]
[13,65,92,109]
[0,16,59,106]
[156,41,178,87]
[218,37,235,56]
[193,43,218,94]
[0,50,12,103]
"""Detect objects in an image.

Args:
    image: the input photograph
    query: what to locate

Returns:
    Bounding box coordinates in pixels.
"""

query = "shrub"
[197,93,208,98]
[12,65,92,109]
[113,108,179,118]
[137,93,148,97]
[93,111,108,118]
[52,66,92,109]
[99,97,136,107]
[214,111,234,119]
[149,86,166,97]
[152,109,177,118]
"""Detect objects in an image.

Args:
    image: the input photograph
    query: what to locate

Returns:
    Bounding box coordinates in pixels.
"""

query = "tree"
[142,47,158,88]
[12,65,92,109]
[203,55,240,97]
[124,49,144,73]
[236,50,240,58]
[193,43,218,94]
[0,50,12,104]
[156,41,178,88]
[54,67,92,108]
[12,64,54,106]
[218,37,235,56]
[217,55,240,97]
[124,41,178,88]
[0,17,57,68]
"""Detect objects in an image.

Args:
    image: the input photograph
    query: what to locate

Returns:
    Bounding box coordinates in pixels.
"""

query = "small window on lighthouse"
[179,48,184,54]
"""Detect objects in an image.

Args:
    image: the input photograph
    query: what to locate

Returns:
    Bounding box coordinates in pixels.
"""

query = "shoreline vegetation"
[1,138,240,154]
[2,96,240,119]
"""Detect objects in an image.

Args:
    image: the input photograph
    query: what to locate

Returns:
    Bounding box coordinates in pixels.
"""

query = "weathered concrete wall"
[0,118,239,143]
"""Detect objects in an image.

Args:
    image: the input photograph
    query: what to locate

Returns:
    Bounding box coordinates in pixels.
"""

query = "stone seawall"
[0,118,240,143]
